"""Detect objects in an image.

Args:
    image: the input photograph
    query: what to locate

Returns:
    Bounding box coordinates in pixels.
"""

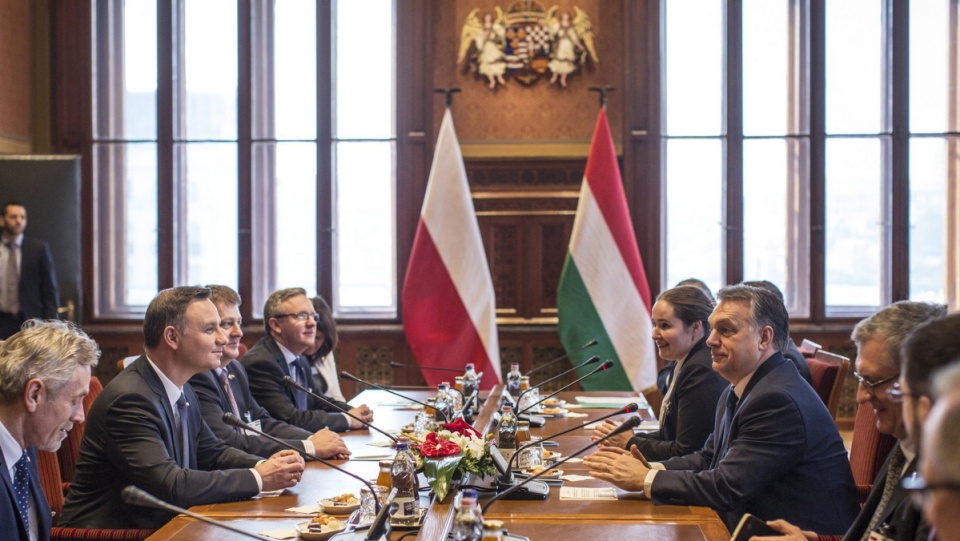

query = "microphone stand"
[340,371,448,423]
[121,486,274,541]
[483,417,642,512]
[518,360,615,415]
[515,355,601,406]
[389,361,463,373]
[503,403,640,482]
[523,339,598,377]
[222,413,381,513]
[282,376,398,443]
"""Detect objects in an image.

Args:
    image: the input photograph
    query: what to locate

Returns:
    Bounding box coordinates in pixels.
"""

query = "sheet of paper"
[349,450,395,460]
[286,503,321,514]
[255,489,285,498]
[559,486,618,500]
[259,527,298,539]
[565,412,589,418]
[575,396,650,409]
[559,474,593,482]
[583,417,659,431]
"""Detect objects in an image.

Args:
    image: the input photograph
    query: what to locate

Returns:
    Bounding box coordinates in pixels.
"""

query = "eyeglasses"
[852,370,899,389]
[902,474,960,506]
[273,311,320,323]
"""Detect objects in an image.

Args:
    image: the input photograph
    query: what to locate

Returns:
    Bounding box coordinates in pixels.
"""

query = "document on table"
[575,396,649,409]
[560,486,618,500]
[583,416,659,431]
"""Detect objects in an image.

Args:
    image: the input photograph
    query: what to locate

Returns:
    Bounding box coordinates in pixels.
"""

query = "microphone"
[282,376,398,443]
[121,485,274,541]
[516,355,601,405]
[518,360,615,415]
[340,371,448,423]
[389,361,462,373]
[483,416,642,511]
[222,413,380,512]
[524,339,598,377]
[504,402,640,482]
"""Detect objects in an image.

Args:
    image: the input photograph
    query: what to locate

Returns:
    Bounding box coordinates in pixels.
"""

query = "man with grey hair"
[758,300,947,541]
[61,286,306,530]
[585,284,858,533]
[242,287,373,433]
[0,319,99,541]
[913,388,960,541]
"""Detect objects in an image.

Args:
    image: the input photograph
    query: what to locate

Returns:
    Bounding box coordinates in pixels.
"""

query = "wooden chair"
[799,338,822,358]
[57,376,103,487]
[848,401,897,503]
[805,349,850,421]
[641,385,663,420]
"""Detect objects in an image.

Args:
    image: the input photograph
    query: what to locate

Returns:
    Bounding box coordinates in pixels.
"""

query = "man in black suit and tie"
[0,202,60,339]
[0,319,99,541]
[60,286,305,530]
[190,285,351,459]
[585,284,859,534]
[755,301,949,541]
[242,287,373,433]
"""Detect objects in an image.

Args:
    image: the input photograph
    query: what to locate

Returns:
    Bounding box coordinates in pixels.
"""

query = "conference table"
[147,386,730,541]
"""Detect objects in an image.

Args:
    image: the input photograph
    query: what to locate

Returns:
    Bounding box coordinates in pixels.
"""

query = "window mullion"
[725,0,744,285]
[890,0,910,302]
[157,0,176,289]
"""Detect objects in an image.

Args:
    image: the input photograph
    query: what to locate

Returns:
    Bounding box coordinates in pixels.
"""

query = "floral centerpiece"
[411,418,496,501]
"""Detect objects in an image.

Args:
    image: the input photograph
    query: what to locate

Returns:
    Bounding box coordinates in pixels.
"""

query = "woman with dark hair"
[303,295,347,402]
[593,285,727,460]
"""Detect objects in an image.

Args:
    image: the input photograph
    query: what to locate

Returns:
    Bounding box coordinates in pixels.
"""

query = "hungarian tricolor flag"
[401,108,501,389]
[556,109,657,391]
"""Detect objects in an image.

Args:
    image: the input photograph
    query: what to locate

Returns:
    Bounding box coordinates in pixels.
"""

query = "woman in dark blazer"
[594,285,727,461]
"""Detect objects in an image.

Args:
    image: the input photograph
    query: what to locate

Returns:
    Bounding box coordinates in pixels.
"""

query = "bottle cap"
[501,404,513,412]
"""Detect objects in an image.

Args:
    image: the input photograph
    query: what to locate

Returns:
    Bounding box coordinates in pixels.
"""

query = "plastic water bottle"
[435,383,452,423]
[451,489,483,541]
[506,362,522,397]
[462,363,479,398]
[443,380,463,414]
[391,439,421,526]
[497,404,517,463]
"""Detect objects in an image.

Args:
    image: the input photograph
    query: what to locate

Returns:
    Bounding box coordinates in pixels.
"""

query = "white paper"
[559,486,618,500]
[565,412,589,418]
[575,396,646,407]
[259,527,298,539]
[286,503,321,514]
[559,474,593,482]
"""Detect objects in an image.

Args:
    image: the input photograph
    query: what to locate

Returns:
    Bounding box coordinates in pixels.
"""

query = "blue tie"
[293,358,309,410]
[13,451,30,533]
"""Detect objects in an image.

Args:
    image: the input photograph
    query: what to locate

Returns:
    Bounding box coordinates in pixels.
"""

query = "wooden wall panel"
[0,0,33,152]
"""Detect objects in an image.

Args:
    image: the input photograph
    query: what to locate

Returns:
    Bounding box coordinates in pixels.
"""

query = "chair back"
[805,349,850,421]
[848,401,897,503]
[37,450,65,518]
[57,375,103,483]
[799,338,821,358]
[641,385,663,420]
[237,342,249,359]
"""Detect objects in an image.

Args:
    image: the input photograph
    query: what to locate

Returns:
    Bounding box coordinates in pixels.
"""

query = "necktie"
[176,393,189,467]
[218,369,242,419]
[293,357,308,410]
[4,242,19,314]
[13,451,30,533]
[717,389,739,455]
[862,445,906,540]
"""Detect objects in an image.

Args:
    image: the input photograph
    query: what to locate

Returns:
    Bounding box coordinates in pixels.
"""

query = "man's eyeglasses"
[902,474,960,506]
[852,370,899,389]
[273,312,320,323]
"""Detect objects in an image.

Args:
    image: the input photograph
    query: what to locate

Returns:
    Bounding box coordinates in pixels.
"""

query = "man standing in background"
[0,202,60,339]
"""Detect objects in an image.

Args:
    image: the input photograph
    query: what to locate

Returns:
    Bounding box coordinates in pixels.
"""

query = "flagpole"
[588,85,615,109]
[434,87,462,108]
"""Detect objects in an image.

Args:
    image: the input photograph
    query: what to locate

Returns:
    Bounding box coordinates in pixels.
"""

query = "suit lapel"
[225,362,249,415]
[133,357,184,466]
[26,448,51,539]
[268,338,299,404]
[0,452,27,538]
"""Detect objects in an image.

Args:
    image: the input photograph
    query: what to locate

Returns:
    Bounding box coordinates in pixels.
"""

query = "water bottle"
[462,363,479,398]
[435,383,452,423]
[443,380,463,414]
[506,362,522,397]
[451,489,483,541]
[391,439,421,526]
[497,404,517,463]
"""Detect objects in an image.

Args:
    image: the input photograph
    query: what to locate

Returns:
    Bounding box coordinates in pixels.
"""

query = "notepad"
[559,486,618,500]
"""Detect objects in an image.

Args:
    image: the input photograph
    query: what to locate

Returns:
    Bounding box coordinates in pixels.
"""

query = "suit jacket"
[652,352,859,534]
[627,339,727,461]
[17,237,60,320]
[841,443,929,541]
[241,336,351,433]
[59,356,262,530]
[0,446,52,541]
[783,338,813,385]
[190,360,314,458]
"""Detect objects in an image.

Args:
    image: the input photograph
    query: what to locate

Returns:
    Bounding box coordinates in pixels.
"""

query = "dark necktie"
[13,451,30,533]
[218,369,242,419]
[862,445,906,540]
[293,357,309,410]
[176,392,189,467]
[718,390,739,452]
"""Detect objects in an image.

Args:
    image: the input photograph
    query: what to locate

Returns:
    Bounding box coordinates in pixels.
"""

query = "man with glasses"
[757,300,947,541]
[242,287,373,433]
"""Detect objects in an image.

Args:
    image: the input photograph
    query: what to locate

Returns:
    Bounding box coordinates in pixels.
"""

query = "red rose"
[419,432,462,457]
[443,418,482,439]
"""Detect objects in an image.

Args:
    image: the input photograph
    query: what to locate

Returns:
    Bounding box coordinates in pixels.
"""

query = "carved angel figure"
[458,8,508,89]
[546,6,598,87]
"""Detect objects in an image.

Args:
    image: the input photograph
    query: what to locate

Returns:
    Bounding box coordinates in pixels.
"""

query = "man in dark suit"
[756,301,949,541]
[60,286,305,530]
[0,202,60,339]
[242,287,373,433]
[0,319,99,541]
[190,285,351,459]
[585,284,858,534]
[918,376,960,541]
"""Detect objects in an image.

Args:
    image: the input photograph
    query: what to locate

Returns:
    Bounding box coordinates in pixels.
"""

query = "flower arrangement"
[412,418,496,501]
